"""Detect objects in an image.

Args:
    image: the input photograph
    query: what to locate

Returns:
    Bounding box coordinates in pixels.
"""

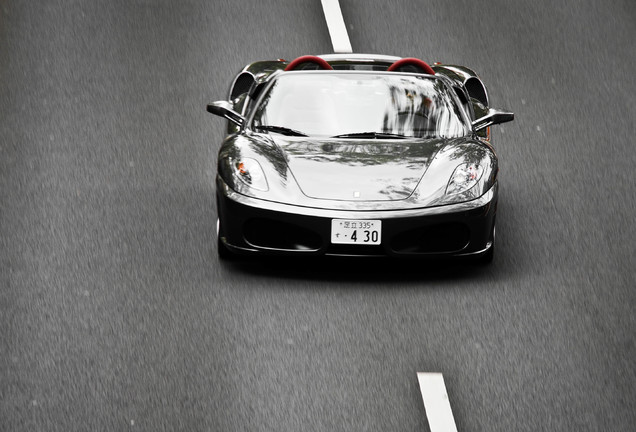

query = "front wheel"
[476,225,495,265]
[217,218,235,261]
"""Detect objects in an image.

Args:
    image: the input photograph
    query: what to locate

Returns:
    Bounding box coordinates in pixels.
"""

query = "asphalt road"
[1,1,634,431]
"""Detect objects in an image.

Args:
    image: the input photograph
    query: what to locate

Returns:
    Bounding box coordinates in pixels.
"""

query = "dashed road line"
[417,373,459,432]
[320,0,352,53]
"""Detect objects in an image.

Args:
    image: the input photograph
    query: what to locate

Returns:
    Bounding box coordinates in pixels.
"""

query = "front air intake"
[244,218,322,251]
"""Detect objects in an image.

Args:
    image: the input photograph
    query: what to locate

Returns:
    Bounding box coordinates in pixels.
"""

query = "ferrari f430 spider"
[207,54,513,262]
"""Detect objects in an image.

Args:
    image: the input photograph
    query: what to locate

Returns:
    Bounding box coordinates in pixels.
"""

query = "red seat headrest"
[387,58,435,75]
[284,55,333,71]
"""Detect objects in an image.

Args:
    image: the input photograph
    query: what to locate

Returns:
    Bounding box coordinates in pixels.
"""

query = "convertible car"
[207,54,513,262]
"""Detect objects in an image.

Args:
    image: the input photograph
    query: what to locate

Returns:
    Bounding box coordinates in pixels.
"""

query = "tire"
[217,218,235,261]
[477,225,495,265]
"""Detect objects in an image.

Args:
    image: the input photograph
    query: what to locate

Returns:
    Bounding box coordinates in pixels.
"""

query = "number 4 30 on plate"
[331,219,382,245]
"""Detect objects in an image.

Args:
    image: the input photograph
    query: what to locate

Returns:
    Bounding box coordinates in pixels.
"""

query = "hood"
[271,136,446,201]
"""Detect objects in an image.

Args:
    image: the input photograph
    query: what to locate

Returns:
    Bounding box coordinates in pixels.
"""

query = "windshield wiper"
[254,125,308,137]
[332,131,409,139]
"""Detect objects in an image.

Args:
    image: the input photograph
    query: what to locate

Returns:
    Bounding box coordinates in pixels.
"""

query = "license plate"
[331,219,382,245]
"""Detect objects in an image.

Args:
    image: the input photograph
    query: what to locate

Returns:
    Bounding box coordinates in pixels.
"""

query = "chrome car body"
[207,54,513,262]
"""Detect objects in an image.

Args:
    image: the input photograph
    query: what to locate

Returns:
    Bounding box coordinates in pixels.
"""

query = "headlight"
[436,161,490,205]
[410,142,496,206]
[446,163,484,196]
[232,158,268,191]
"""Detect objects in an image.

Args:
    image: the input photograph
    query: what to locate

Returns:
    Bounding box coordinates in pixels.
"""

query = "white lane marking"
[320,0,353,53]
[417,372,459,432]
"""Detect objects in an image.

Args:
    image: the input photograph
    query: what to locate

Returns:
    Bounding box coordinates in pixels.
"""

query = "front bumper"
[216,178,497,258]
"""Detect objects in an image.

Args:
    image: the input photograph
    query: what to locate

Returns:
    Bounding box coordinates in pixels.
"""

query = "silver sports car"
[207,54,513,262]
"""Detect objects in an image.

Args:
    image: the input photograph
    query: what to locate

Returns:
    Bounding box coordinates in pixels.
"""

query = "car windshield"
[251,72,470,139]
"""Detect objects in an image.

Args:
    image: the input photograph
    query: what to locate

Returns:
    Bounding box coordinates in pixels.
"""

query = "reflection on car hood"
[271,136,447,201]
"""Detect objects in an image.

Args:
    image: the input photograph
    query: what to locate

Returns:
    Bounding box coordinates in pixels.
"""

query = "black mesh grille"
[390,223,470,254]
[244,218,322,251]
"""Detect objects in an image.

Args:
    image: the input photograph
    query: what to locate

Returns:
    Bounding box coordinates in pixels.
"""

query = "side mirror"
[206,100,244,127]
[472,109,514,132]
